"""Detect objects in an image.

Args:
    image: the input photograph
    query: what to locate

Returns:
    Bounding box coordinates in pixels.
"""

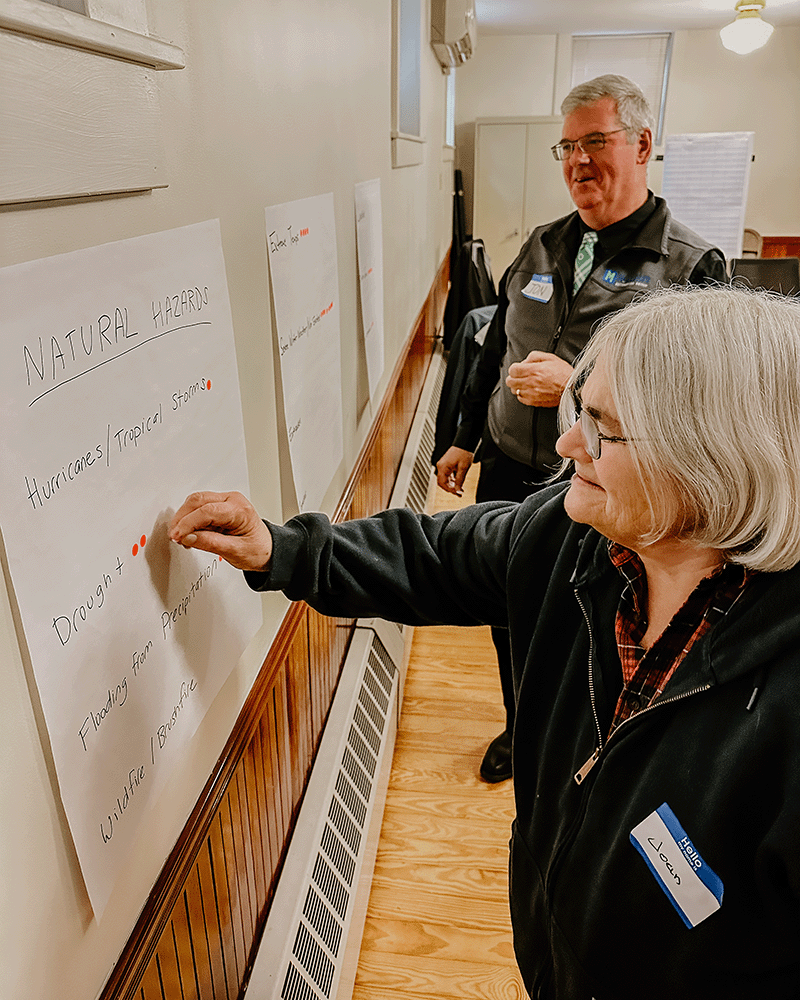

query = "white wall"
[655,27,800,236]
[456,32,558,120]
[456,26,800,239]
[0,3,452,999]
[454,32,558,223]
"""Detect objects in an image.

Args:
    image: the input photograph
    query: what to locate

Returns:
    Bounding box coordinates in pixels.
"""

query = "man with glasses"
[435,74,725,783]
[171,285,800,1000]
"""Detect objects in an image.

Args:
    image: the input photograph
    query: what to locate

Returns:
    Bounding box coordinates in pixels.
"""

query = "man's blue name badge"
[521,274,554,302]
[630,802,724,929]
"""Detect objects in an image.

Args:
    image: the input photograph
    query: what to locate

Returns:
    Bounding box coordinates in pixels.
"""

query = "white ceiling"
[475,0,800,35]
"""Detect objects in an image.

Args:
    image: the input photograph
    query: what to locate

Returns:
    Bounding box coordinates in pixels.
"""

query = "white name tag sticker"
[521,273,554,302]
[630,802,724,929]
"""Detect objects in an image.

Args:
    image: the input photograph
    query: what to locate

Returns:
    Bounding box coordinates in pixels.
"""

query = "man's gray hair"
[561,74,654,139]
[560,284,800,572]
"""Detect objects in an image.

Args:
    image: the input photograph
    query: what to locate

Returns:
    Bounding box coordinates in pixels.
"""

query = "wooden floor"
[352,469,527,999]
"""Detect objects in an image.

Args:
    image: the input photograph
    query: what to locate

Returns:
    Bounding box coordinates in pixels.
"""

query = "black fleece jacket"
[246,484,800,1000]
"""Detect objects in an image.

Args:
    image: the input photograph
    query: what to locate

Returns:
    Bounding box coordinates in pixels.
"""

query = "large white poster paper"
[265,193,344,512]
[0,221,262,916]
[354,179,386,399]
[662,132,755,260]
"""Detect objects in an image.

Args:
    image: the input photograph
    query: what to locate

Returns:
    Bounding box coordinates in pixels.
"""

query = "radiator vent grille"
[334,770,367,828]
[406,413,437,513]
[341,746,372,804]
[353,704,381,756]
[358,683,386,734]
[303,886,343,958]
[282,963,320,1000]
[269,627,399,1000]
[362,668,389,715]
[369,635,397,694]
[347,724,377,779]
[382,346,444,639]
[321,822,356,886]
[430,345,447,411]
[311,854,349,921]
[328,797,362,858]
[389,344,445,517]
[292,924,335,996]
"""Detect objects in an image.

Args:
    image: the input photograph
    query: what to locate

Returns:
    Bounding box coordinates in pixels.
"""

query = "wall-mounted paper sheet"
[0,221,262,916]
[662,132,755,260]
[354,179,386,399]
[265,193,344,512]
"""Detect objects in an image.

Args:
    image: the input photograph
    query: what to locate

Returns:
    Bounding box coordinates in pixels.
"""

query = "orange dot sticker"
[206,380,211,390]
[132,534,147,556]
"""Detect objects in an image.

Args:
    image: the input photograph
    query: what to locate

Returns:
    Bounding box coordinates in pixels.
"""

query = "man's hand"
[506,351,573,407]
[169,491,273,572]
[436,446,474,496]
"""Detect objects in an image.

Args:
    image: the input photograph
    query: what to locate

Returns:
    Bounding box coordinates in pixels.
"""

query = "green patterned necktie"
[573,229,598,295]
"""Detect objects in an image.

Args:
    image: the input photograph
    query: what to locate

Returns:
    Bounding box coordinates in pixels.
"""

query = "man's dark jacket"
[247,486,800,1000]
[454,197,725,471]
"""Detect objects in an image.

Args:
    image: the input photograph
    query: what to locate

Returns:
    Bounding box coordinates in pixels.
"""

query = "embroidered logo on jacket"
[602,268,651,289]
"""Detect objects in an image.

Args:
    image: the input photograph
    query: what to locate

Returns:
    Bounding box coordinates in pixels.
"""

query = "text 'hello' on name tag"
[630,802,724,929]
[521,274,554,303]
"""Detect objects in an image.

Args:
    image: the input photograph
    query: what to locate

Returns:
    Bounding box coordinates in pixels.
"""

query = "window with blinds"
[445,69,455,148]
[570,33,673,144]
[391,0,425,167]
[397,0,422,137]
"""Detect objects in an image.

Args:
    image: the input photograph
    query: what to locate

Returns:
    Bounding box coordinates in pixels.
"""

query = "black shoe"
[480,729,512,783]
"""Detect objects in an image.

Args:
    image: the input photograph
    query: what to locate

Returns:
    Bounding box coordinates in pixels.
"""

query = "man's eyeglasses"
[565,386,630,460]
[550,128,629,162]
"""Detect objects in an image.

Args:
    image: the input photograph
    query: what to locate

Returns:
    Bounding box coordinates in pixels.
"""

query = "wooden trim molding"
[0,0,183,205]
[0,0,185,69]
[98,246,450,1000]
[761,236,800,259]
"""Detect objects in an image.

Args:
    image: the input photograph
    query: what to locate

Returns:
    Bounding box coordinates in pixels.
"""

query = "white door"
[473,117,571,281]
[522,120,573,243]
[473,121,527,279]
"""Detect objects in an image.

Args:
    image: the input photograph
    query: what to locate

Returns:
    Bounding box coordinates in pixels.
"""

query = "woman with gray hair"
[171,284,800,999]
[559,282,800,572]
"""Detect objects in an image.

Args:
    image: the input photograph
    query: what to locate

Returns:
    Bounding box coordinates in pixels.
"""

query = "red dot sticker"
[132,534,147,556]
[206,380,211,390]
[132,543,138,556]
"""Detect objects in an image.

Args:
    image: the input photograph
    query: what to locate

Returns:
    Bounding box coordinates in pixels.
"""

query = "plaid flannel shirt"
[608,543,750,735]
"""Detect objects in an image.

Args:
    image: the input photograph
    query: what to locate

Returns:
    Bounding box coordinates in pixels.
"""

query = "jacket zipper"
[550,247,598,354]
[534,586,712,997]
[548,258,571,353]
[573,588,712,784]
[573,590,604,782]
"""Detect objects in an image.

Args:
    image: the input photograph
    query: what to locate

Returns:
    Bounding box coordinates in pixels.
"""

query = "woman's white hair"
[560,284,800,572]
[561,74,654,138]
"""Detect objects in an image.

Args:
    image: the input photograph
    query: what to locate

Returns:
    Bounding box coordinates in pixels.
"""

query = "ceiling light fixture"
[720,0,774,54]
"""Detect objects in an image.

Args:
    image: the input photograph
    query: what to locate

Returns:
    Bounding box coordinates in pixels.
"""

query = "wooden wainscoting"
[761,236,800,259]
[98,247,450,1000]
